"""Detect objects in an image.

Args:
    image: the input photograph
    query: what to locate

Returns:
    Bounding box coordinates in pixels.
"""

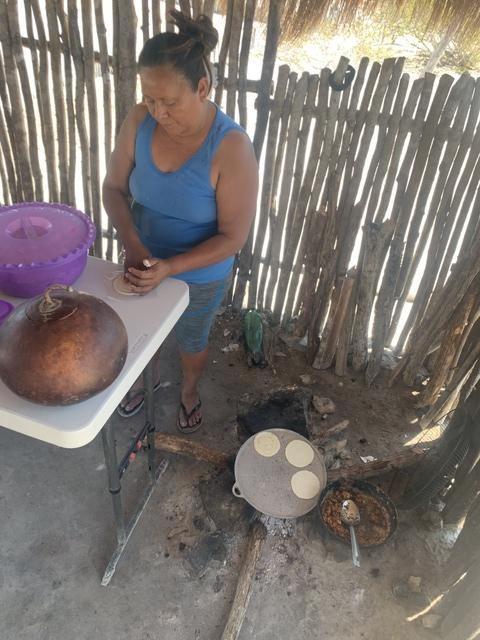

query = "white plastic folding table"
[0,256,189,585]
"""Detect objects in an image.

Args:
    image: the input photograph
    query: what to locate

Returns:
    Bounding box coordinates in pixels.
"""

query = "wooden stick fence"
[1,0,480,422]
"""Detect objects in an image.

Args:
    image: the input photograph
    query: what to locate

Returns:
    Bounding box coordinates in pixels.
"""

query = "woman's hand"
[123,238,152,272]
[125,257,172,294]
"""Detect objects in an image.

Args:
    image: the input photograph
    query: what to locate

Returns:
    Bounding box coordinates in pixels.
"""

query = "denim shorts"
[174,275,231,353]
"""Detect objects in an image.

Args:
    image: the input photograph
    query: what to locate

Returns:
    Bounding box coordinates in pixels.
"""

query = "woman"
[102,10,258,433]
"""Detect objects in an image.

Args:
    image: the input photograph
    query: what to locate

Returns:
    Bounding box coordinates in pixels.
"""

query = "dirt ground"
[1,309,449,640]
[151,309,446,639]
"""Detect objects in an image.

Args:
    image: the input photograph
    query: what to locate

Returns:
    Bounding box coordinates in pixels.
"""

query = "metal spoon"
[340,499,361,567]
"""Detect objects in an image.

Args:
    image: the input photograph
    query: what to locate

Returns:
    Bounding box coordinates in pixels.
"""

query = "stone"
[407,575,422,593]
[312,396,336,414]
[421,614,442,629]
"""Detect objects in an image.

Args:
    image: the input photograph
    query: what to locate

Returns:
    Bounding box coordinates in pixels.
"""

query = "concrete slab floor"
[1,329,441,640]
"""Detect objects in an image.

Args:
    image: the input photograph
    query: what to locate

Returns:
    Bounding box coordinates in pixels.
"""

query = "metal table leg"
[143,361,157,481]
[100,361,168,586]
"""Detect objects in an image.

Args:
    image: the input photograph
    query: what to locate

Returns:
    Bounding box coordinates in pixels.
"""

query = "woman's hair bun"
[169,9,218,55]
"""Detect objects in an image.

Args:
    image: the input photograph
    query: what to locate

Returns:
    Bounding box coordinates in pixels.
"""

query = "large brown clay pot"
[0,284,128,405]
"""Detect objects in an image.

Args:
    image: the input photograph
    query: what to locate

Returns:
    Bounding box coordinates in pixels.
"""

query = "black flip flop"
[176,399,202,434]
[117,381,161,418]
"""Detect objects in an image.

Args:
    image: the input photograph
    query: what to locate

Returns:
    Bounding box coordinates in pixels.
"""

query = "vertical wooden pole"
[113,0,137,136]
[94,0,114,260]
[81,0,103,255]
[0,48,18,202]
[45,0,69,201]
[55,0,76,205]
[0,1,34,200]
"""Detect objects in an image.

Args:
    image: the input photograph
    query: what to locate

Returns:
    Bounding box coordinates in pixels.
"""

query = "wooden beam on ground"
[154,433,231,468]
[154,434,424,484]
[221,519,267,640]
[327,447,425,481]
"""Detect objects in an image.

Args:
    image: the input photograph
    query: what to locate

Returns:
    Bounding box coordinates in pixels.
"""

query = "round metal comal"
[232,428,327,518]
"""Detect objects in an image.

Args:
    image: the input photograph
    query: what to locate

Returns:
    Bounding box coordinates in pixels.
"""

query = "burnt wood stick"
[154,434,424,486]
[327,448,425,482]
[221,519,267,640]
[154,433,231,468]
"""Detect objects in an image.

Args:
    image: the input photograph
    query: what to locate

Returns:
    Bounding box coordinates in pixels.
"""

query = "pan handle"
[232,483,243,498]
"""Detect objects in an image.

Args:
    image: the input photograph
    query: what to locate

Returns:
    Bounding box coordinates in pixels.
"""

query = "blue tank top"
[129,106,244,284]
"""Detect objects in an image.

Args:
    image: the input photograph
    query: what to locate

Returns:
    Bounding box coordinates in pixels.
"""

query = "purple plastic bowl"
[0,202,96,298]
[0,300,14,325]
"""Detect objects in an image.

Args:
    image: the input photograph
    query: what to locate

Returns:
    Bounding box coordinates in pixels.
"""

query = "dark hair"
[138,10,218,92]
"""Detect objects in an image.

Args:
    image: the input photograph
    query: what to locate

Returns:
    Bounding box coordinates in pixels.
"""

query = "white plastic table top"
[0,257,189,449]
